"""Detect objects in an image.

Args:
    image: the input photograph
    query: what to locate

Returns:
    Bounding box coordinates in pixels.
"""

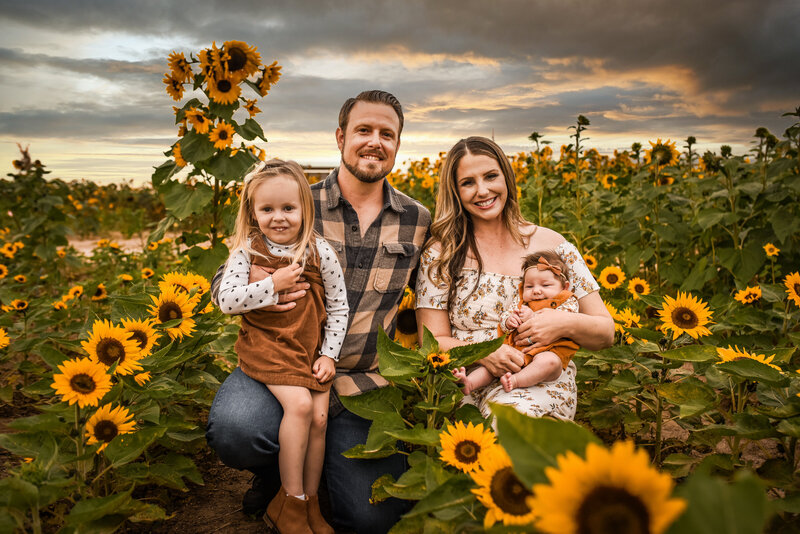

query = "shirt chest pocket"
[373,242,419,293]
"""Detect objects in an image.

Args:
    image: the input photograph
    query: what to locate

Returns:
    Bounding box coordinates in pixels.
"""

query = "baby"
[453,251,580,393]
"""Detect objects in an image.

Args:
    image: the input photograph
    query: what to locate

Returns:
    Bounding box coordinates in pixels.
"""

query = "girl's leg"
[303,389,329,496]
[266,384,313,496]
[500,351,562,392]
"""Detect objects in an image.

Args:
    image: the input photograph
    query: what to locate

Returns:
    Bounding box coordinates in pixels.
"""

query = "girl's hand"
[271,263,304,293]
[515,308,571,349]
[313,357,336,383]
[479,344,525,376]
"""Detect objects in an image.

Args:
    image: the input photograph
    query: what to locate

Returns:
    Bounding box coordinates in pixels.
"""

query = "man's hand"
[313,357,336,383]
[478,344,525,376]
[271,263,304,292]
[250,264,310,311]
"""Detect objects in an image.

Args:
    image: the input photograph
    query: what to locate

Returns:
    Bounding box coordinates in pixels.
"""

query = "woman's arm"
[416,307,527,375]
[514,290,614,350]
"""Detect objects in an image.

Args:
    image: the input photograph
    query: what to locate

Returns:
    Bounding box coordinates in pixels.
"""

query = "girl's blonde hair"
[229,158,317,265]
[426,136,530,309]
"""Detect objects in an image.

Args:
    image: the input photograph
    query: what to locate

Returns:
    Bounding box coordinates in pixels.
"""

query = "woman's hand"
[515,308,571,349]
[479,344,526,376]
[313,357,336,383]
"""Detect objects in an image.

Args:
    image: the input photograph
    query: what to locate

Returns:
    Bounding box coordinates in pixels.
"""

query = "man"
[206,90,431,533]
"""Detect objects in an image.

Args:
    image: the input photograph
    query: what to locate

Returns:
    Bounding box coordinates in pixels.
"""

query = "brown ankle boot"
[306,494,334,534]
[264,489,312,534]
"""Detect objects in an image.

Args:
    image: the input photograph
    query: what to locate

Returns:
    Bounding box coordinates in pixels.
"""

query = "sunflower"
[163,72,185,101]
[601,174,617,189]
[81,319,143,376]
[85,404,136,452]
[394,287,418,349]
[167,51,193,83]
[658,291,713,340]
[0,264,7,278]
[0,328,9,349]
[716,345,780,371]
[11,299,28,311]
[187,272,211,295]
[120,317,159,356]
[617,307,641,328]
[427,351,451,369]
[472,445,536,528]
[439,421,496,473]
[222,40,261,80]
[56,248,67,258]
[784,272,800,307]
[68,285,84,299]
[763,243,779,257]
[583,254,598,271]
[0,243,15,259]
[604,301,621,323]
[656,175,675,186]
[598,266,626,290]
[118,273,133,283]
[51,357,113,407]
[148,285,197,340]
[185,107,211,134]
[207,71,241,105]
[141,268,155,279]
[733,285,761,305]
[172,142,187,167]
[530,441,686,534]
[209,121,235,150]
[91,283,108,301]
[244,99,261,118]
[646,138,679,167]
[14,274,26,283]
[158,271,193,294]
[627,277,650,300]
[257,61,282,96]
[134,371,152,386]
[52,300,67,310]
[198,46,220,78]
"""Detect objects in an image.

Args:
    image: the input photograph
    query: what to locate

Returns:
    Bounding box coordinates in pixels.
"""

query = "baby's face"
[522,268,566,301]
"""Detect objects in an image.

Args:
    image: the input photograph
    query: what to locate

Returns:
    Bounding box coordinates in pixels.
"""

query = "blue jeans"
[206,368,408,534]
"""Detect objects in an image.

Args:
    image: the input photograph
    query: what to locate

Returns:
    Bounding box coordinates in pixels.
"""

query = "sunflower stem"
[75,404,86,486]
[653,390,663,467]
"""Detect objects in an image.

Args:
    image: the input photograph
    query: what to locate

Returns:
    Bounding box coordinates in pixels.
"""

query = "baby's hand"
[517,306,535,321]
[271,263,303,292]
[505,312,521,330]
[313,356,336,383]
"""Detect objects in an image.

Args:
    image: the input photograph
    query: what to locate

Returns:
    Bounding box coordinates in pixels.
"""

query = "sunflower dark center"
[97,338,125,365]
[218,130,229,140]
[159,302,182,323]
[607,274,618,284]
[217,79,232,93]
[226,48,247,71]
[576,486,650,534]
[489,467,532,517]
[653,147,670,163]
[634,284,644,293]
[129,330,148,350]
[454,440,480,463]
[196,115,206,124]
[69,373,96,394]
[396,309,417,335]
[94,420,119,442]
[794,283,800,295]
[94,287,104,297]
[672,307,698,329]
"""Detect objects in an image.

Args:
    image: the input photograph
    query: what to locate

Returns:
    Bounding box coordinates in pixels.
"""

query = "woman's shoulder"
[525,225,566,251]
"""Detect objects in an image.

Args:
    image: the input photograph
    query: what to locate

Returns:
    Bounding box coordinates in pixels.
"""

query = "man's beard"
[342,155,390,183]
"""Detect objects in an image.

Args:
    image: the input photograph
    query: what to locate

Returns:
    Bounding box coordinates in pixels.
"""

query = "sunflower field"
[0,38,799,533]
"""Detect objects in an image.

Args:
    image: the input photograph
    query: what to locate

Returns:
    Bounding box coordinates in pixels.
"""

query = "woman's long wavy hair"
[426,136,530,309]
[229,158,317,265]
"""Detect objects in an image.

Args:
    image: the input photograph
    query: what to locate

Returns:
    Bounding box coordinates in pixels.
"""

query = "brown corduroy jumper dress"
[235,236,331,392]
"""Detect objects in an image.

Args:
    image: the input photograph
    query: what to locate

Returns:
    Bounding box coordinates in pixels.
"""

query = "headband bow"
[536,256,562,277]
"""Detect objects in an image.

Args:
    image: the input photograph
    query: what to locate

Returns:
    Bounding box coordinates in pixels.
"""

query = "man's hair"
[521,250,570,286]
[338,90,404,135]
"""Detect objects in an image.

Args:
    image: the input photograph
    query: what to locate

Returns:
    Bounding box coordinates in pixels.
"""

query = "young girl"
[453,251,579,393]
[218,159,348,534]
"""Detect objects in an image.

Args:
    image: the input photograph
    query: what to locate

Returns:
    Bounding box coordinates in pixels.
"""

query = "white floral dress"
[416,241,600,421]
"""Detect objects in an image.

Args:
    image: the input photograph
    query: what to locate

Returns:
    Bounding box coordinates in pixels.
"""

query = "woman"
[415,136,614,420]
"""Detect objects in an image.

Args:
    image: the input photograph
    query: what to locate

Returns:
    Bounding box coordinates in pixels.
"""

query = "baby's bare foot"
[500,372,518,393]
[452,367,474,395]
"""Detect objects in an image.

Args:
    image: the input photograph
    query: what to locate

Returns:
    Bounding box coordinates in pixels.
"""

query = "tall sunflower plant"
[152,41,281,278]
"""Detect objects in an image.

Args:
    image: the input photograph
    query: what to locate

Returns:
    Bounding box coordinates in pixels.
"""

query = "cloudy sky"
[1,0,798,184]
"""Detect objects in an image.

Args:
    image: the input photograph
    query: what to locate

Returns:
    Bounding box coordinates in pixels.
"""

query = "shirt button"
[351,225,358,232]
[358,262,363,268]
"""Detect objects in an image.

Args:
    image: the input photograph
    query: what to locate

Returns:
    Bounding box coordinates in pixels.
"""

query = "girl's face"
[522,268,567,302]
[251,175,303,245]
[455,153,508,223]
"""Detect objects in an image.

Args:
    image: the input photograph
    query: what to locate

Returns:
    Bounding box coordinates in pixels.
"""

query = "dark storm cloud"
[0,47,163,81]
[0,105,169,139]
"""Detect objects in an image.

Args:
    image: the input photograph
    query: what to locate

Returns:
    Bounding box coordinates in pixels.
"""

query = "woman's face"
[455,152,508,223]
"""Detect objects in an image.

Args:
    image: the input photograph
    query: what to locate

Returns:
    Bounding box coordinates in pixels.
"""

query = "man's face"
[336,101,401,183]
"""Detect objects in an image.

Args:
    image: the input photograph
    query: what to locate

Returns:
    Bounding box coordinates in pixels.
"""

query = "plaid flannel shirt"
[211,169,430,407]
